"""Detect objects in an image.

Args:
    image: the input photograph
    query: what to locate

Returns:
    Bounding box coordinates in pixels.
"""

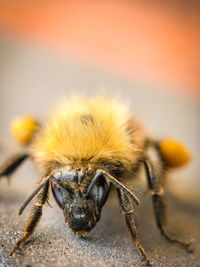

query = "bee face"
[51,167,110,236]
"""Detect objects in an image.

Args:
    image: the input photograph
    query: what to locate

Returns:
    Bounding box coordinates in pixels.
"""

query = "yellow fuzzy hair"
[31,97,146,171]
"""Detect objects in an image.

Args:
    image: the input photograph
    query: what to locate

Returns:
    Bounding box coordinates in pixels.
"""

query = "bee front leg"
[117,188,152,266]
[143,157,192,252]
[10,180,49,255]
[0,153,28,180]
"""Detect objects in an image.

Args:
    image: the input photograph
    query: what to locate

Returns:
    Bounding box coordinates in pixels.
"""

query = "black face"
[51,168,110,236]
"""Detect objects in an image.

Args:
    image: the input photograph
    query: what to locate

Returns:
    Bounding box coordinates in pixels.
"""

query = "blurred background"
[0,1,199,202]
[0,2,200,266]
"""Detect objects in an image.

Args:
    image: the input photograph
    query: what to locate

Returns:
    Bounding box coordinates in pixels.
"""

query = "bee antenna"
[18,176,50,215]
[87,169,140,205]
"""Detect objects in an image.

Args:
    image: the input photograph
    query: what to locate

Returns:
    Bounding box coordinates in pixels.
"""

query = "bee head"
[51,167,110,236]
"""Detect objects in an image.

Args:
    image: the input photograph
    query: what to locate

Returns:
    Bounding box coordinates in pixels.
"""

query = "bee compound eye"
[51,183,63,208]
[89,176,110,208]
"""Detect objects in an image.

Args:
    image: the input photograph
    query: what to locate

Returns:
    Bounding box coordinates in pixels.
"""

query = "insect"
[0,97,192,266]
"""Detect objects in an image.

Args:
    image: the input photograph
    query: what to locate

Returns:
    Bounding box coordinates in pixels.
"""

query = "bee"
[0,97,192,266]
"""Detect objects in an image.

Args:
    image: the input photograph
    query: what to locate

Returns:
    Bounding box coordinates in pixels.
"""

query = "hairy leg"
[11,179,49,255]
[117,188,152,266]
[0,153,28,179]
[143,157,192,252]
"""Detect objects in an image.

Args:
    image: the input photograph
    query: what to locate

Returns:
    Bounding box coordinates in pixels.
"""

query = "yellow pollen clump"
[159,138,191,168]
[11,116,38,145]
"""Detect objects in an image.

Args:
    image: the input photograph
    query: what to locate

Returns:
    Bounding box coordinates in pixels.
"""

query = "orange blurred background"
[0,0,199,99]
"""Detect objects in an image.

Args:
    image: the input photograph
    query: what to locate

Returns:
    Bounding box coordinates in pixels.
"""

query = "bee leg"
[117,188,152,266]
[0,153,28,180]
[143,157,192,252]
[10,179,49,255]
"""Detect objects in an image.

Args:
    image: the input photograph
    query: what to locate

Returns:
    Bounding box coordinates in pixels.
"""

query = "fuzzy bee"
[0,97,192,266]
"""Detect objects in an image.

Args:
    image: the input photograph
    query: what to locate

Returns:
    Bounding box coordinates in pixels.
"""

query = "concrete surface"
[0,38,200,266]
